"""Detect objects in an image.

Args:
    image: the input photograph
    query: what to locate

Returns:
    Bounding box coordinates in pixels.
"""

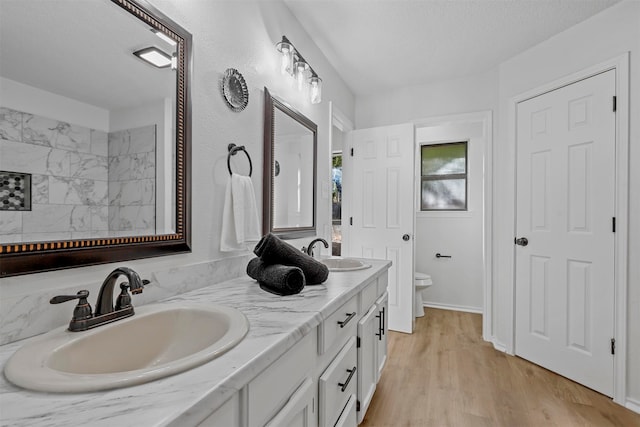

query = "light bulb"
[295,61,309,91]
[276,39,294,75]
[310,76,322,104]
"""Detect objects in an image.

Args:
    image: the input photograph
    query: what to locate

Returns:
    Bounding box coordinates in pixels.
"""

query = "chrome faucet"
[303,238,329,257]
[50,267,148,332]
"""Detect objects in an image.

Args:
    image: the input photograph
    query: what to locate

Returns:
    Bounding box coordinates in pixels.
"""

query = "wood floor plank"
[360,308,640,427]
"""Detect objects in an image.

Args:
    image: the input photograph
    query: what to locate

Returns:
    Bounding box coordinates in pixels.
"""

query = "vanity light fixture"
[133,47,172,68]
[276,36,322,104]
[309,75,322,105]
[151,28,177,46]
[276,37,294,75]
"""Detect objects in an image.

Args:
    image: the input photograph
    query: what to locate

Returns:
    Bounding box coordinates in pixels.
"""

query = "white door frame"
[328,102,354,247]
[508,53,629,405]
[413,110,493,340]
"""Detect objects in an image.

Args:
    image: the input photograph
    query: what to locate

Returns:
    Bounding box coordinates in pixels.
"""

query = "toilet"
[414,272,433,317]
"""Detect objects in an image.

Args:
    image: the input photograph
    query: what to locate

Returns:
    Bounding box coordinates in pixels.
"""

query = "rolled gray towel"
[254,233,329,285]
[246,257,306,296]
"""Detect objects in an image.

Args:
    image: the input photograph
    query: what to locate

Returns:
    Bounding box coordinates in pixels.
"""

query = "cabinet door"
[375,292,389,381]
[357,305,377,424]
[334,394,357,427]
[265,377,315,427]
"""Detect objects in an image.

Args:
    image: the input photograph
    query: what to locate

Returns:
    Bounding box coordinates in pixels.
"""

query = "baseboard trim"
[626,398,640,414]
[491,338,508,354]
[423,302,482,314]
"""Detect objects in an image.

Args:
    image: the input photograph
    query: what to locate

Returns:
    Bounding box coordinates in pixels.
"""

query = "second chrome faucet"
[302,238,329,257]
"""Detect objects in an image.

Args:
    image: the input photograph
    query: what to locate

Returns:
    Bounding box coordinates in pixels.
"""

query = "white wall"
[355,68,498,129]
[1,77,110,131]
[0,1,354,331]
[493,0,640,405]
[415,121,485,312]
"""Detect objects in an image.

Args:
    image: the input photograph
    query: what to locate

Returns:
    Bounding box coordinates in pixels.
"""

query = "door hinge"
[611,338,616,355]
[613,96,617,112]
[612,217,616,233]
[350,147,354,156]
[357,336,361,348]
[350,217,353,226]
[356,400,361,412]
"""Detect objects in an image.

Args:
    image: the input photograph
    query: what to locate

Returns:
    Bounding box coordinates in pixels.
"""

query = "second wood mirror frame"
[263,88,317,239]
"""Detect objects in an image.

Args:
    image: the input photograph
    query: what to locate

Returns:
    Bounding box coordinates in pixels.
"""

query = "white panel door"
[345,123,414,333]
[515,70,616,396]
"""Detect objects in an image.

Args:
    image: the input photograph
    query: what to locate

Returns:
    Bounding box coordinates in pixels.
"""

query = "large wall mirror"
[263,88,317,239]
[0,0,192,277]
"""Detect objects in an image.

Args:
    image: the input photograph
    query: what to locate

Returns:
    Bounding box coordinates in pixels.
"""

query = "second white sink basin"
[321,258,371,272]
[4,303,249,392]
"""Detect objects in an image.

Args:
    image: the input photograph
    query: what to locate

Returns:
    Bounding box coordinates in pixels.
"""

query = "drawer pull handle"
[338,367,357,392]
[337,312,356,328]
[381,307,386,336]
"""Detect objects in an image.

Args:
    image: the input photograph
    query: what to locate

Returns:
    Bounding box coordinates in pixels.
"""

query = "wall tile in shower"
[23,114,91,153]
[0,108,21,142]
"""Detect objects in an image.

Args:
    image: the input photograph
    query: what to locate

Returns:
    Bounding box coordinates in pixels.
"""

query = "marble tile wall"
[0,254,253,345]
[108,125,156,234]
[0,107,109,242]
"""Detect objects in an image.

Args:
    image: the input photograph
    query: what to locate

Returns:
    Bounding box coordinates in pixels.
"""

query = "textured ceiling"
[284,0,620,96]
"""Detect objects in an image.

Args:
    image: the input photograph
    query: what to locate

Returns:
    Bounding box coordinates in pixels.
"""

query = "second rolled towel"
[254,233,329,285]
[246,257,306,296]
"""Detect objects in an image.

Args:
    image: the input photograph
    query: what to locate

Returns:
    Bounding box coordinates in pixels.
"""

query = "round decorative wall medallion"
[221,68,249,112]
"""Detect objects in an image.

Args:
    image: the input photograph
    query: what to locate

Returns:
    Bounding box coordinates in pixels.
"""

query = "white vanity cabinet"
[317,273,389,427]
[356,276,389,424]
[190,269,389,427]
[248,331,317,427]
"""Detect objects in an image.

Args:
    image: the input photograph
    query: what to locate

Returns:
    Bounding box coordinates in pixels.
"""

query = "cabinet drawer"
[197,394,240,427]
[319,295,358,354]
[360,279,378,314]
[377,273,388,297]
[265,377,314,427]
[248,331,315,427]
[319,336,357,427]
[334,394,357,427]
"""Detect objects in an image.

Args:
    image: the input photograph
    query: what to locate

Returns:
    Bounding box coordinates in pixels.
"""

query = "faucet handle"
[115,283,132,310]
[50,290,93,321]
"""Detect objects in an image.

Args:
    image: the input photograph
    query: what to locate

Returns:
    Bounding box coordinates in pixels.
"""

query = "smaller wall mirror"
[263,88,317,239]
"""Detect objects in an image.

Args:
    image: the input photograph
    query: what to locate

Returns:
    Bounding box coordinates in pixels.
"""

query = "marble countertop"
[0,259,390,427]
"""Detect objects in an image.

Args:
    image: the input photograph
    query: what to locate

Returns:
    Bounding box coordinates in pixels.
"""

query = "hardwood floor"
[361,308,640,427]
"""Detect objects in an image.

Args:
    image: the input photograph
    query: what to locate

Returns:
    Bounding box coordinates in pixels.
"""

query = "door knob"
[402,234,410,241]
[514,237,529,247]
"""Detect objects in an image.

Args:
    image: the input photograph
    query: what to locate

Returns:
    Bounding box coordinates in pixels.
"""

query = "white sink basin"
[321,258,371,272]
[4,303,249,393]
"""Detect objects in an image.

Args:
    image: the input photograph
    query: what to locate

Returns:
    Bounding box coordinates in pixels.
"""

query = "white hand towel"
[221,173,261,252]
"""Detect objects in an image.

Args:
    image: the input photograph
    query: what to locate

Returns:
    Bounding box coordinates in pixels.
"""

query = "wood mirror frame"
[0,0,192,277]
[263,88,317,239]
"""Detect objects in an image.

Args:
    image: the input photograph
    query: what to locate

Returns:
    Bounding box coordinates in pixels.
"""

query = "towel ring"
[227,143,252,176]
